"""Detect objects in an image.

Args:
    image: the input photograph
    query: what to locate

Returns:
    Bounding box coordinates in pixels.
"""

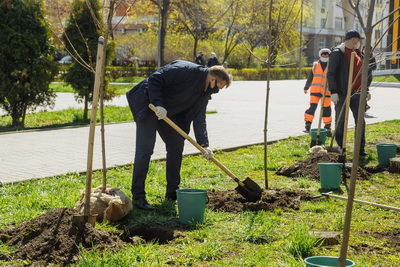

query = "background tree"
[170,0,228,60]
[0,0,58,127]
[151,0,171,67]
[62,0,115,120]
[241,0,269,67]
[219,0,245,64]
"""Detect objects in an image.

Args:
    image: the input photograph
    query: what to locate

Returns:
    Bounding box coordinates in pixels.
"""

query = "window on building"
[321,18,327,28]
[322,0,327,8]
[335,17,343,30]
[319,38,326,50]
[355,22,361,32]
[375,29,381,40]
[334,37,342,47]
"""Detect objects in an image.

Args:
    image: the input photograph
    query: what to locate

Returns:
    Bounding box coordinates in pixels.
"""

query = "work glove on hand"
[155,106,167,120]
[201,147,213,160]
[331,93,339,104]
[366,92,371,101]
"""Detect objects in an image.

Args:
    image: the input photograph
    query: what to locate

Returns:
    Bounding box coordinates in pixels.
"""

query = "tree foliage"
[62,0,115,120]
[170,0,228,59]
[0,0,58,127]
[114,0,309,68]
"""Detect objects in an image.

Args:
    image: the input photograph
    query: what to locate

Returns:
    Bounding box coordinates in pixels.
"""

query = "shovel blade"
[310,137,322,148]
[72,214,97,227]
[235,177,263,202]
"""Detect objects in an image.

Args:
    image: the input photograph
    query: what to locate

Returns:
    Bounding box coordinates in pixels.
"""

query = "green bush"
[106,66,157,80]
[104,66,311,81]
[230,67,311,80]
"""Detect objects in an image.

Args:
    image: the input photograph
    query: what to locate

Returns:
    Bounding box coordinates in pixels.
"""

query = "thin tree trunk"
[159,0,170,67]
[84,96,89,121]
[193,38,199,61]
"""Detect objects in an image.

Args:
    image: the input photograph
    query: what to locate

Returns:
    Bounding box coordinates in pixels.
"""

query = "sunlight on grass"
[0,121,399,266]
[372,75,400,83]
[287,223,321,258]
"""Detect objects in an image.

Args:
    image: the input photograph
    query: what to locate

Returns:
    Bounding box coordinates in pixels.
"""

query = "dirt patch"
[351,228,400,254]
[375,228,400,252]
[207,189,314,213]
[0,208,124,266]
[121,224,186,244]
[275,152,371,180]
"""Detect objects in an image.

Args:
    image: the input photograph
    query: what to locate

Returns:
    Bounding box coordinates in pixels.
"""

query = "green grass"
[50,82,137,95]
[0,106,217,132]
[372,75,400,83]
[0,120,399,266]
[0,106,134,132]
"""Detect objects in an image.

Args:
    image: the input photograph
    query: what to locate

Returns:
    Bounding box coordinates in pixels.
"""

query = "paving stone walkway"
[1,80,399,183]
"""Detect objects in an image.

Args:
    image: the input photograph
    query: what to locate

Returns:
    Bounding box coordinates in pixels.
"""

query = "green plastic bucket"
[310,128,328,145]
[376,143,397,166]
[318,163,342,190]
[304,256,355,266]
[176,189,208,224]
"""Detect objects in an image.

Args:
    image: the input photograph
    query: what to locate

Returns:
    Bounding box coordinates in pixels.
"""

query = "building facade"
[302,0,387,66]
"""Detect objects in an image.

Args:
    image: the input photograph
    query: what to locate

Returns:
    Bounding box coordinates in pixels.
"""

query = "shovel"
[149,104,263,202]
[310,62,329,148]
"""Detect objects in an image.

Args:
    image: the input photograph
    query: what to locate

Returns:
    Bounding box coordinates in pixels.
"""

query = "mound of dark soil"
[207,189,314,213]
[0,208,124,266]
[275,152,371,180]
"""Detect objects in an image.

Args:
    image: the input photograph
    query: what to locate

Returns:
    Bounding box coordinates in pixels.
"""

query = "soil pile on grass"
[275,152,371,180]
[207,189,314,213]
[0,208,124,266]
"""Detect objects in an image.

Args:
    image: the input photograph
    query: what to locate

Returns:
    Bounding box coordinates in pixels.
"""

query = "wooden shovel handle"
[149,104,245,186]
[342,52,355,152]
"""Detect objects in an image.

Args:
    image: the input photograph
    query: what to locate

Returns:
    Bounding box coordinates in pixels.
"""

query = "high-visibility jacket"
[304,61,332,125]
[309,61,330,96]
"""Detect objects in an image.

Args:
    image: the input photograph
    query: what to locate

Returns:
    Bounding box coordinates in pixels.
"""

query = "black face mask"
[206,82,219,94]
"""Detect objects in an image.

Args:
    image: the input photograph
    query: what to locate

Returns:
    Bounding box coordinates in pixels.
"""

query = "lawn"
[49,82,138,95]
[0,120,399,266]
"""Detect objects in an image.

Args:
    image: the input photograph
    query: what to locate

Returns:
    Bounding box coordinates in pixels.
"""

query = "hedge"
[58,65,311,81]
[229,67,311,80]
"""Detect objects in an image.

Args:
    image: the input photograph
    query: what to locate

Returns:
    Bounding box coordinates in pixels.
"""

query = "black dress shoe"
[165,192,177,202]
[135,198,154,210]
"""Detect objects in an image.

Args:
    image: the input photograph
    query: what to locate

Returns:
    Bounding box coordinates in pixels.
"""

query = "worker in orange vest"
[303,48,332,132]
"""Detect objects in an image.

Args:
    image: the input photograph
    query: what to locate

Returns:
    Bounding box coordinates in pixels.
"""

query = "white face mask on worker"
[320,57,329,63]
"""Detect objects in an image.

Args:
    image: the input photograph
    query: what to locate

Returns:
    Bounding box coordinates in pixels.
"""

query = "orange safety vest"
[309,62,330,96]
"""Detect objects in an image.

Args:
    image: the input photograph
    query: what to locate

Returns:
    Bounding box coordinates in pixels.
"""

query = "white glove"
[155,106,167,120]
[201,147,213,160]
[366,92,371,101]
[331,93,339,104]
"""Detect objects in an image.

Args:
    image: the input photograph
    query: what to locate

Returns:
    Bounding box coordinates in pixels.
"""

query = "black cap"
[345,29,364,40]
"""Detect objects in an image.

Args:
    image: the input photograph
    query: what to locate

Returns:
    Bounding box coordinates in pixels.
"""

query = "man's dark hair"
[209,66,233,88]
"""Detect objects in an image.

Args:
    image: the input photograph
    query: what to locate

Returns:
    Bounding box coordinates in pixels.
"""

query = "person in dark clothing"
[303,48,332,132]
[207,52,220,67]
[327,29,368,157]
[126,60,232,210]
[361,46,377,111]
[195,51,205,66]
